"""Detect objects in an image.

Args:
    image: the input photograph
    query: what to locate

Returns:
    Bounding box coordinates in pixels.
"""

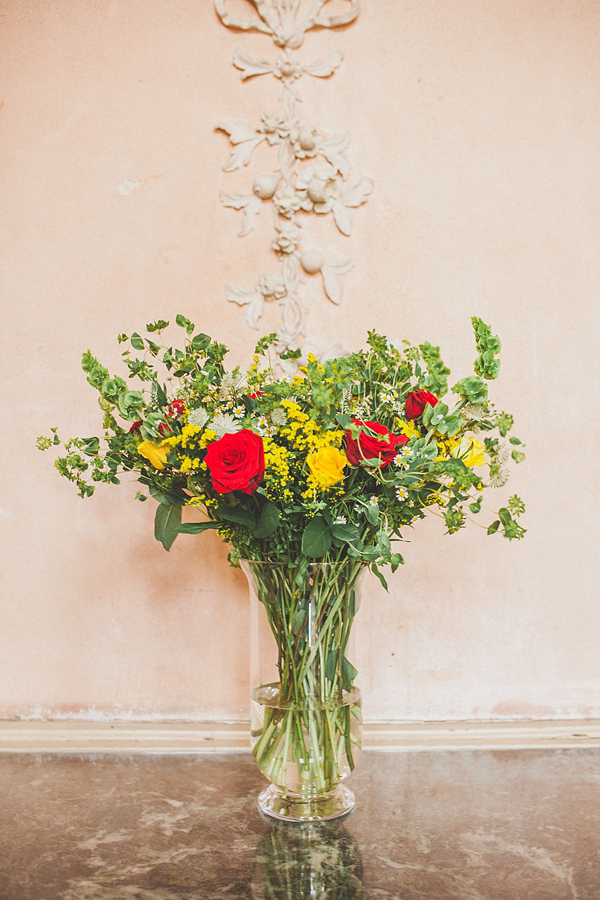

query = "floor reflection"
[1,750,600,898]
[252,817,363,899]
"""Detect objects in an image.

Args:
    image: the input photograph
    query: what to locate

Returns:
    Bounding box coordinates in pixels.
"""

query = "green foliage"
[419,341,450,397]
[42,316,525,565]
[472,317,502,379]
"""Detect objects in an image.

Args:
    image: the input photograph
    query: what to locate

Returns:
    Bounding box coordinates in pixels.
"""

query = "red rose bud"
[345,419,409,467]
[247,391,265,400]
[204,429,265,494]
[158,423,172,437]
[405,390,438,420]
[128,420,143,435]
[167,399,186,418]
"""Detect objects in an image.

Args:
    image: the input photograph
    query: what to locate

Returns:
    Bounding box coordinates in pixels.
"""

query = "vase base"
[257,783,356,823]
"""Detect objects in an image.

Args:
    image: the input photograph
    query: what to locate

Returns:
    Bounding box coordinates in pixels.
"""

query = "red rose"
[158,422,172,437]
[345,419,408,467]
[167,399,186,418]
[204,429,265,494]
[128,420,143,435]
[405,390,438,420]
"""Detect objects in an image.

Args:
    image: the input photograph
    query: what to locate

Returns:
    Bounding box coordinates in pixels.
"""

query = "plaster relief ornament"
[214,0,372,350]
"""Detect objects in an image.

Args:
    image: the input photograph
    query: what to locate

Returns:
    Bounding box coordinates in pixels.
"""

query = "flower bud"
[253,175,279,200]
[300,250,325,274]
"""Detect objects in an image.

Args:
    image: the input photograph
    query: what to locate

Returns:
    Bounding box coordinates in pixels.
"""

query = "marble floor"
[0,749,599,899]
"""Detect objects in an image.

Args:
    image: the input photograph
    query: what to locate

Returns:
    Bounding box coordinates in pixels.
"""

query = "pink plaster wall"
[1,0,599,722]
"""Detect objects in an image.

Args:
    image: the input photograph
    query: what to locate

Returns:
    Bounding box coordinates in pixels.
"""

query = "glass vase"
[241,559,365,822]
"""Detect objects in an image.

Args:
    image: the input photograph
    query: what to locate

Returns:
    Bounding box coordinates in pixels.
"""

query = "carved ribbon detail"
[214,0,371,350]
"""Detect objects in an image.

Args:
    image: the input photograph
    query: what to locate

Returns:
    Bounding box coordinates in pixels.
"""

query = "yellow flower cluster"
[162,425,217,474]
[262,437,293,502]
[396,419,420,441]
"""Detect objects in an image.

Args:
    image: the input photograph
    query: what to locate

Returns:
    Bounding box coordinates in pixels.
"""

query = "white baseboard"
[1,719,599,754]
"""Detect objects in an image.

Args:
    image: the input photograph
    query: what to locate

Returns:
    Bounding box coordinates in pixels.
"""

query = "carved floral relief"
[214,0,372,350]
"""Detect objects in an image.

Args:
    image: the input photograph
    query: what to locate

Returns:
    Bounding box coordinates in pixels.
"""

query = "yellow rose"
[306,446,347,489]
[451,436,485,468]
[137,440,169,470]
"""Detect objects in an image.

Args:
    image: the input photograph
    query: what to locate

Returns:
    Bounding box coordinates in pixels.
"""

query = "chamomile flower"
[334,515,347,525]
[368,496,378,507]
[255,415,275,437]
[396,487,408,501]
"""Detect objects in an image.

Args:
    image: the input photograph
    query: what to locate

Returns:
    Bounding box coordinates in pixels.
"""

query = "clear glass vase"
[241,559,365,822]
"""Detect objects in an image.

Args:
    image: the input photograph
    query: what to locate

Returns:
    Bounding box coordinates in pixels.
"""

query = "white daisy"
[255,415,275,437]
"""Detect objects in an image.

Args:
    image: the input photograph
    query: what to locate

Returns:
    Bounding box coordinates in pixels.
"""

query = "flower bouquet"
[39,315,524,819]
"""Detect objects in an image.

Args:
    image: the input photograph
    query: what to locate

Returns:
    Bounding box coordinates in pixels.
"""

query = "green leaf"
[371,563,389,591]
[154,503,182,551]
[253,501,280,539]
[178,521,219,534]
[155,382,168,407]
[149,484,188,506]
[191,333,211,351]
[364,503,379,526]
[291,609,307,636]
[146,319,169,333]
[331,523,361,545]
[130,332,145,350]
[341,656,358,691]
[218,505,256,529]
[325,650,337,682]
[301,516,333,558]
[487,520,500,535]
[335,413,352,429]
[498,507,512,527]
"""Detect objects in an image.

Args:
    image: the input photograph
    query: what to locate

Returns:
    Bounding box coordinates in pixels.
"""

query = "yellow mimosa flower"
[137,440,169,470]
[306,446,348,489]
